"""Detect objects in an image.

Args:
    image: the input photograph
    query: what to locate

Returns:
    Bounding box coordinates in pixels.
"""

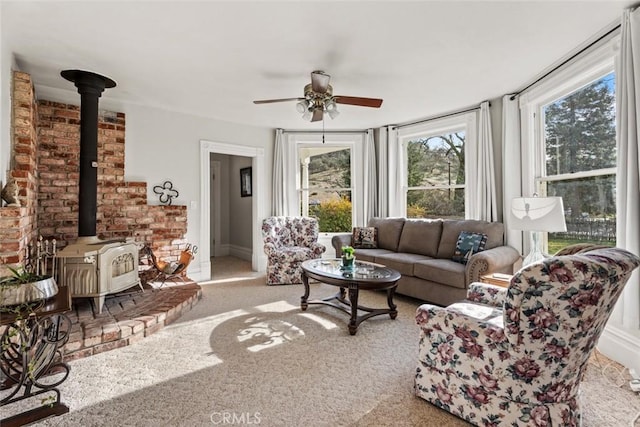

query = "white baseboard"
[598,324,640,373]
[189,259,210,282]
[229,244,252,262]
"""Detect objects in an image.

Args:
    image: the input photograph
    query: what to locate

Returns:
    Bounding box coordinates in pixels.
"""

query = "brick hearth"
[62,282,201,361]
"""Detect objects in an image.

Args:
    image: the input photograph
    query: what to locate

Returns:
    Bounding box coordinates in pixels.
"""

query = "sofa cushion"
[352,248,395,263]
[367,217,406,251]
[414,259,466,289]
[452,231,488,264]
[374,252,433,276]
[397,219,442,257]
[437,220,504,259]
[352,227,378,249]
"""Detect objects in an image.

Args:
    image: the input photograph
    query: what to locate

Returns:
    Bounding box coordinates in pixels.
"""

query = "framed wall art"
[240,167,252,197]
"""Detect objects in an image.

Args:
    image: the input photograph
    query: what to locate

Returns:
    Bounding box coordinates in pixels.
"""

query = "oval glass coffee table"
[300,259,401,335]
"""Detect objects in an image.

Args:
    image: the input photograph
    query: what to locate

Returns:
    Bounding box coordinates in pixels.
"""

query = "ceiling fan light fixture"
[325,98,339,119]
[296,100,308,114]
[302,109,312,121]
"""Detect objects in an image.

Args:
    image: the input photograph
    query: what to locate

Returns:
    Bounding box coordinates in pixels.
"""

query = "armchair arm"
[309,242,326,256]
[331,234,352,257]
[466,282,508,307]
[416,303,509,353]
[263,242,278,257]
[465,245,521,284]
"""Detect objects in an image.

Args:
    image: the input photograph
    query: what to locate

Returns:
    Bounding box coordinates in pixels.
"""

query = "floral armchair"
[262,216,326,285]
[415,247,640,426]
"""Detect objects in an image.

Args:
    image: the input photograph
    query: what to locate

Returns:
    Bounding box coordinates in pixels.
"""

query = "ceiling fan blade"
[310,109,324,122]
[253,97,304,104]
[334,96,383,108]
[311,71,330,93]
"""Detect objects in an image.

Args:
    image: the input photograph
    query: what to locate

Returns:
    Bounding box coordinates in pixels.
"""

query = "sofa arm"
[331,234,352,257]
[466,282,508,307]
[465,245,521,285]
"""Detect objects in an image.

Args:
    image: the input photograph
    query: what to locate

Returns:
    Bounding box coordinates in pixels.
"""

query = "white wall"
[229,156,253,259]
[122,104,273,279]
[0,4,13,186]
[210,153,230,251]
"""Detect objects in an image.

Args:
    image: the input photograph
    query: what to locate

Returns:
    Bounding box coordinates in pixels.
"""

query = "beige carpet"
[16,272,640,427]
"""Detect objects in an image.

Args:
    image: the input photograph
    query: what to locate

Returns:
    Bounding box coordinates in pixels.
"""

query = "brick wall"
[0,71,40,270]
[0,71,188,274]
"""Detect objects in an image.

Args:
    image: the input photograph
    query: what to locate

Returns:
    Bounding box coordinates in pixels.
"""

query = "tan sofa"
[331,217,521,306]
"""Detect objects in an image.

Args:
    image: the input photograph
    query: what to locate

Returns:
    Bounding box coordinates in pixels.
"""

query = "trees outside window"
[539,71,617,253]
[406,132,465,219]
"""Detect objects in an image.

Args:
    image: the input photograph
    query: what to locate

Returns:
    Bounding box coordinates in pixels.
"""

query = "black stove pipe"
[61,70,116,238]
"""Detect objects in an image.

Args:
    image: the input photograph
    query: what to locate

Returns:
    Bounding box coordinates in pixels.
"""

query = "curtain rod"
[509,23,621,100]
[282,129,366,134]
[390,103,487,130]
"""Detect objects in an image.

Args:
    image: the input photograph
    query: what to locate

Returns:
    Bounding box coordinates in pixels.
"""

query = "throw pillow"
[452,231,488,264]
[352,227,378,249]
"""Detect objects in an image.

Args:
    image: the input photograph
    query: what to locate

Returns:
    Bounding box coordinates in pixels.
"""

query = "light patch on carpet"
[254,300,299,313]
[164,308,250,330]
[237,318,305,352]
[298,312,339,329]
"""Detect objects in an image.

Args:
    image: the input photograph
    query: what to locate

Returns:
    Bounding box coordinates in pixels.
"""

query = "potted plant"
[0,265,58,307]
[341,245,355,270]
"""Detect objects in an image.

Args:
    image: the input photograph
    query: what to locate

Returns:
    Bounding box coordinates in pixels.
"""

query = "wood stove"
[55,69,141,313]
[57,237,141,313]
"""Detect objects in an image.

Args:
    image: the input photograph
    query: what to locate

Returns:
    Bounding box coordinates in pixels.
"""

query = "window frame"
[519,35,618,252]
[396,112,475,218]
[286,132,365,235]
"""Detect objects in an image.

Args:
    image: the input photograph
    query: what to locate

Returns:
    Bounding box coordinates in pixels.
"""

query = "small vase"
[341,255,355,270]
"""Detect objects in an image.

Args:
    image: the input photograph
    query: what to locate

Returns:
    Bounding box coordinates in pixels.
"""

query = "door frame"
[199,140,266,279]
[210,160,221,257]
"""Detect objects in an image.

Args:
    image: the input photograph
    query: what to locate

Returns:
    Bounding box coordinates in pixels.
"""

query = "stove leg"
[92,295,105,314]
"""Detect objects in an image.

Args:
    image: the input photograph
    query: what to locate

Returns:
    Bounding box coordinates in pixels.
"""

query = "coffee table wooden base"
[301,273,398,335]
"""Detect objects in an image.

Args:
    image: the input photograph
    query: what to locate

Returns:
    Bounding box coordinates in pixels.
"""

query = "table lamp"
[510,196,567,266]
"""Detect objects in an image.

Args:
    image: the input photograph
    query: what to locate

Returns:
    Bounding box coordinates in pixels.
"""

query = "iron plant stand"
[0,287,72,426]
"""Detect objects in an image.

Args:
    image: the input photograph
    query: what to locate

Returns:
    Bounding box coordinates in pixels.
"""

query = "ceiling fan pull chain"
[322,117,325,144]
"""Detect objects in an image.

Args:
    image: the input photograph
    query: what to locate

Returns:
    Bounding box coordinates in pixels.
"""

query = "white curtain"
[376,127,389,218]
[386,126,402,217]
[616,6,640,329]
[468,101,498,221]
[363,129,377,223]
[271,128,287,216]
[502,95,524,253]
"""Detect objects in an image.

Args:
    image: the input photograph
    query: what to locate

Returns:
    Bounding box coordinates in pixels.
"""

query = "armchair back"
[503,247,640,389]
[415,246,639,426]
[261,216,320,249]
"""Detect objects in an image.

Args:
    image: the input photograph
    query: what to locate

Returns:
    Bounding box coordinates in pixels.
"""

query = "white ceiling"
[1,1,633,131]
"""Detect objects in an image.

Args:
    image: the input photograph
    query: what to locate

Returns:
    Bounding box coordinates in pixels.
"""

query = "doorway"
[199,140,267,280]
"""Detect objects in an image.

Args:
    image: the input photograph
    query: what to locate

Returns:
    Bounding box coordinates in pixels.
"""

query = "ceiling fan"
[253,71,383,122]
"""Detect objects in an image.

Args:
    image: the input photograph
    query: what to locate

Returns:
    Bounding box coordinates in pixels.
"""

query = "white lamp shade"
[510,197,567,232]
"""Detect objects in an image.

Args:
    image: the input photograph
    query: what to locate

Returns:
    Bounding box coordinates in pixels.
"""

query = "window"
[522,38,617,255]
[298,145,352,232]
[398,114,473,219]
[539,72,617,253]
[405,132,465,218]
